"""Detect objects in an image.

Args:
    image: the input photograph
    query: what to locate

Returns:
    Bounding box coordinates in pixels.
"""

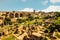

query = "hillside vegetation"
[0,11,60,40]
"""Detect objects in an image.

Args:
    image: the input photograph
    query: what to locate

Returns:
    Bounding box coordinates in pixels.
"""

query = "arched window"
[9,13,14,18]
[5,12,9,17]
[15,13,19,18]
[20,13,23,17]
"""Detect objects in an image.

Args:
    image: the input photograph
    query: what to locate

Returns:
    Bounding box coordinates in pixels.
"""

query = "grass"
[56,33,60,38]
[3,35,16,40]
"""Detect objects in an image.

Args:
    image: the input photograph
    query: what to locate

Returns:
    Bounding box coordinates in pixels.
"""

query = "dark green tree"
[4,18,11,25]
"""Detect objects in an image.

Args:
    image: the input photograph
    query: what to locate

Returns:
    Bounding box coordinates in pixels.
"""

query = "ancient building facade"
[0,11,55,24]
[0,10,36,24]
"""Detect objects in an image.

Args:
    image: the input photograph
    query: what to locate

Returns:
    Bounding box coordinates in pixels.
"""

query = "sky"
[0,0,60,12]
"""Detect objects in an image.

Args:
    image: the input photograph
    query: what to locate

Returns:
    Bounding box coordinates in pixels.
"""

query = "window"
[15,13,19,18]
[20,13,23,17]
[9,13,14,18]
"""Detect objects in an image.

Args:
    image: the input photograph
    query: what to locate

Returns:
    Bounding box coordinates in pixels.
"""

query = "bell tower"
[34,10,35,14]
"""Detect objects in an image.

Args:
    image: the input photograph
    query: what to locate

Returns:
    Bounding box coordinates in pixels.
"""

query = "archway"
[15,13,19,18]
[9,13,14,18]
[20,13,23,17]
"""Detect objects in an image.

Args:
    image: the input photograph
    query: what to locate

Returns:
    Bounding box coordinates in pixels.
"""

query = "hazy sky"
[0,0,60,11]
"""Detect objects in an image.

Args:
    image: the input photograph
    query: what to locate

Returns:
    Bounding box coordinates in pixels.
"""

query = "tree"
[44,15,51,19]
[4,18,11,25]
[53,17,60,25]
[44,24,55,33]
[26,16,34,21]
[55,12,60,17]
[17,19,26,23]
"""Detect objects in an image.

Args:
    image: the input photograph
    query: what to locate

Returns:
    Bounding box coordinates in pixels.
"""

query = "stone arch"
[15,13,19,18]
[3,12,9,17]
[9,13,14,18]
[6,12,9,14]
[20,13,23,17]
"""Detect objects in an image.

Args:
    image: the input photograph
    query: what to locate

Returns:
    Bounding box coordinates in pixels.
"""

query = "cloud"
[18,8,34,12]
[42,5,60,12]
[18,6,60,12]
[50,0,60,4]
[42,0,48,5]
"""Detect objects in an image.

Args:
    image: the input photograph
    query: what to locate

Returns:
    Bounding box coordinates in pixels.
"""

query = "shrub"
[4,18,11,25]
[55,12,60,17]
[44,15,51,19]
[17,19,26,23]
[26,16,34,21]
[4,35,16,40]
